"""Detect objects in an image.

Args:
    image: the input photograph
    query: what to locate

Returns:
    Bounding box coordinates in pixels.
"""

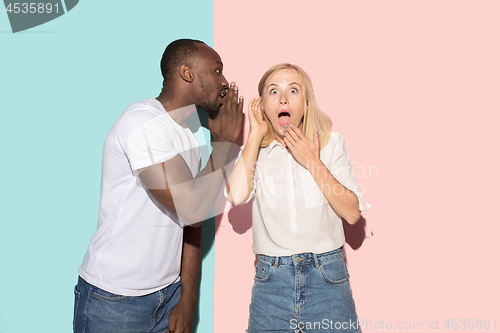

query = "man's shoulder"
[112,98,167,135]
[120,98,162,122]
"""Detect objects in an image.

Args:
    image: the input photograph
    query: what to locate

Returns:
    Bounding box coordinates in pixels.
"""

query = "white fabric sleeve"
[223,145,256,204]
[329,132,370,212]
[117,112,178,171]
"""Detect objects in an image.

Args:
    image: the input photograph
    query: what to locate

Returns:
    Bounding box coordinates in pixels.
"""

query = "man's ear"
[180,64,194,83]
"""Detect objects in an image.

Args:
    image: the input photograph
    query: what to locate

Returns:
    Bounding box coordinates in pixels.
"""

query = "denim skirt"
[248,247,361,333]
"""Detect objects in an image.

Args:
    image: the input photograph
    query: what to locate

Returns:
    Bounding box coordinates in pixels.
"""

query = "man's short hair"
[160,38,206,85]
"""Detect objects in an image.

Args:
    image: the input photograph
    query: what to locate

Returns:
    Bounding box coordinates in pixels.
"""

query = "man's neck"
[156,94,197,126]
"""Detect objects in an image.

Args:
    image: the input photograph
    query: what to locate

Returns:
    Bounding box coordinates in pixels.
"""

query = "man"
[74,39,243,333]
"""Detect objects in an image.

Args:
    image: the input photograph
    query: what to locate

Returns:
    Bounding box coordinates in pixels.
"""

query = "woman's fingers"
[248,97,267,137]
[284,126,320,168]
[285,126,300,144]
[246,98,254,119]
[256,97,264,122]
[283,135,295,151]
[288,124,306,139]
[313,128,320,148]
[256,108,263,124]
[248,98,258,118]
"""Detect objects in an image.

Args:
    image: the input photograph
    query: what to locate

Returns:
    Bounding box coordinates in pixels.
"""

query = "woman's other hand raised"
[284,125,320,170]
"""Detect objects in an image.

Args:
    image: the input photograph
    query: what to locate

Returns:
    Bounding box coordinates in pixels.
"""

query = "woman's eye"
[290,88,298,94]
[270,89,278,94]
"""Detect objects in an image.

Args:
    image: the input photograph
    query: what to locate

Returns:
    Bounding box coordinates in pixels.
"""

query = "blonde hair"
[258,63,332,148]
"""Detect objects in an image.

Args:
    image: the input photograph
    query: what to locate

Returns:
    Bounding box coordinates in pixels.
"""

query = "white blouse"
[234,130,368,256]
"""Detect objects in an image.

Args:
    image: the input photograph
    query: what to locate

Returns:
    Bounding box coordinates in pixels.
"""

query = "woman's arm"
[284,125,361,224]
[226,97,267,205]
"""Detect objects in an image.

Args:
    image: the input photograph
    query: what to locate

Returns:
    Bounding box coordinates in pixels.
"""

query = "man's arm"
[138,84,243,226]
[138,142,236,225]
[168,226,201,333]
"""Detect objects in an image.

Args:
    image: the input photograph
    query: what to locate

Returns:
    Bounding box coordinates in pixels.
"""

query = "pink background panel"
[214,1,500,332]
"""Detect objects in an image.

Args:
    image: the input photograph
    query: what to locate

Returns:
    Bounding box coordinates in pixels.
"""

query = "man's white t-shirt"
[79,98,200,296]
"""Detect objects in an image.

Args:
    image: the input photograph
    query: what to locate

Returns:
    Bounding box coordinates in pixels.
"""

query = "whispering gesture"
[284,125,321,170]
[208,82,244,143]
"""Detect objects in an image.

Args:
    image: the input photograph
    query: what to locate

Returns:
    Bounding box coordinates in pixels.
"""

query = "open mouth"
[278,111,290,127]
[219,89,227,99]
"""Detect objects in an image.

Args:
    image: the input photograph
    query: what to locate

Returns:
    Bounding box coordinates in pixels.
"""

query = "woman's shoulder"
[323,130,345,148]
[328,129,343,139]
[320,130,350,165]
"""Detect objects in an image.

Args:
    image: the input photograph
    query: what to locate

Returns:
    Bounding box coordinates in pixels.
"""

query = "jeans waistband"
[258,247,345,267]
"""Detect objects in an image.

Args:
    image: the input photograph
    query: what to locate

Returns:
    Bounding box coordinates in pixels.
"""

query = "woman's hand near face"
[284,125,320,169]
[248,97,267,142]
[225,97,265,206]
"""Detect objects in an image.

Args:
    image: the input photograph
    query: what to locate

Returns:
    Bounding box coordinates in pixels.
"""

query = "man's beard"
[199,80,221,119]
[202,98,220,119]
[206,107,220,119]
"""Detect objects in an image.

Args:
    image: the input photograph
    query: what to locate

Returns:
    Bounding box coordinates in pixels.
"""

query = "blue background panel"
[0,1,214,332]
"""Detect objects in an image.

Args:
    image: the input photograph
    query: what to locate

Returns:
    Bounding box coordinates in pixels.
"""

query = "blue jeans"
[73,276,181,333]
[248,248,361,333]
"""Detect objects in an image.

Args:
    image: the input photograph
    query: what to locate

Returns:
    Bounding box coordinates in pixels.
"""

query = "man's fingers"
[168,314,177,333]
[230,83,238,110]
[237,96,244,113]
[222,83,235,112]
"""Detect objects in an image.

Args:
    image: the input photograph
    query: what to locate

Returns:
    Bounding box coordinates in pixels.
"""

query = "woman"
[226,63,368,333]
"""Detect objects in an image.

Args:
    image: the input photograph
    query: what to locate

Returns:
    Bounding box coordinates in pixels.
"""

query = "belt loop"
[313,253,320,268]
[273,256,280,268]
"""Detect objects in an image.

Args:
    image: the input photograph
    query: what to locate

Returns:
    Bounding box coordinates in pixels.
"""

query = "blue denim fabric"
[73,276,181,333]
[248,248,361,333]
